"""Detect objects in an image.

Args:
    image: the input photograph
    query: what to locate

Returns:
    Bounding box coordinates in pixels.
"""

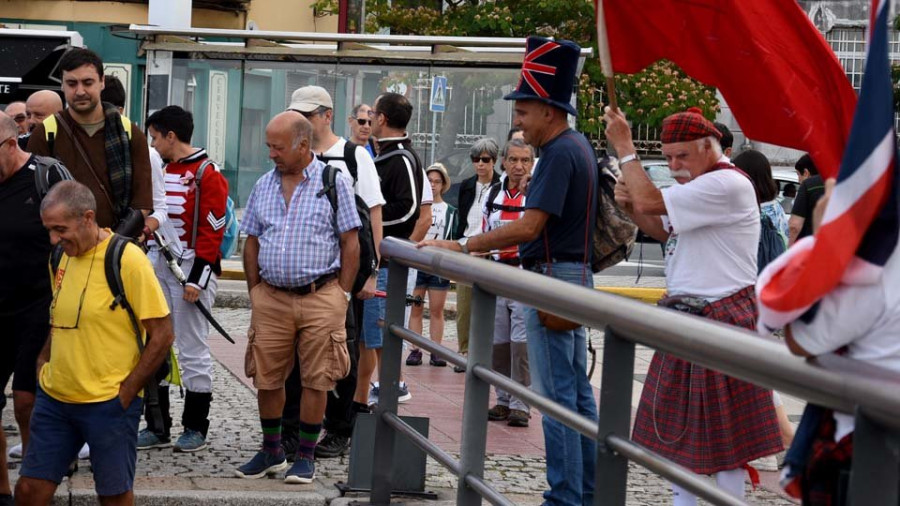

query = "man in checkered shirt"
[605,106,782,505]
[235,112,360,484]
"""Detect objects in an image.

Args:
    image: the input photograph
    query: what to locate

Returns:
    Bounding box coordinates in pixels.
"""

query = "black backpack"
[318,143,377,294]
[33,155,73,198]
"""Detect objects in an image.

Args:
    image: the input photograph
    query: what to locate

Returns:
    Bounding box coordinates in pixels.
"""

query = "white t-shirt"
[661,169,759,300]
[319,138,386,209]
[465,180,493,237]
[791,252,900,440]
[425,201,453,240]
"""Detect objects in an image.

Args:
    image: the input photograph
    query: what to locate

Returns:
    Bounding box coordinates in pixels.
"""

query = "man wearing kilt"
[604,106,782,504]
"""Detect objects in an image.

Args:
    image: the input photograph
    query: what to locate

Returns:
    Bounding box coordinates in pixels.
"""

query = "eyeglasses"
[49,245,97,330]
[471,156,494,164]
[0,136,14,147]
[353,117,372,126]
[12,114,26,123]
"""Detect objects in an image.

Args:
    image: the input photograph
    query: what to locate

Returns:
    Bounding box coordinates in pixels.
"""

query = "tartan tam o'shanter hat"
[660,107,723,144]
[504,36,581,116]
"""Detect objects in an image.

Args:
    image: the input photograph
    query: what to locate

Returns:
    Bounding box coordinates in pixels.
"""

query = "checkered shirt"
[240,157,361,288]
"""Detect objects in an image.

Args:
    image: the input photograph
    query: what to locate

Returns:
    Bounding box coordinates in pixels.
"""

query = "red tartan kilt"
[632,286,783,474]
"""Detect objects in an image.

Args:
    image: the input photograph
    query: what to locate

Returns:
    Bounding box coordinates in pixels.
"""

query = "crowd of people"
[0,30,883,506]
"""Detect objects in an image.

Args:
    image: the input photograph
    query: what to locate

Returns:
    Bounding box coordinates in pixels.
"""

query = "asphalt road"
[600,239,666,279]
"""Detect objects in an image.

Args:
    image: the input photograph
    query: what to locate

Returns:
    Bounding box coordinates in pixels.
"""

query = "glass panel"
[155,55,523,207]
[165,57,245,202]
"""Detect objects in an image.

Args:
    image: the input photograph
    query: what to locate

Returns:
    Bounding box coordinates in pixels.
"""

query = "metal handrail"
[380,238,900,429]
[370,237,900,505]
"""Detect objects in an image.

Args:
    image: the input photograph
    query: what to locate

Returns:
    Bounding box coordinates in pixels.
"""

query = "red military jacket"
[164,149,228,287]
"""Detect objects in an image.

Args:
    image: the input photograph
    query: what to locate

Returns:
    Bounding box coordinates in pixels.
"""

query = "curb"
[597,287,665,305]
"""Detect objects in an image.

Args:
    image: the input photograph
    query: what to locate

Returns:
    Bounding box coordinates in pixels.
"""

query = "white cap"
[287,85,333,113]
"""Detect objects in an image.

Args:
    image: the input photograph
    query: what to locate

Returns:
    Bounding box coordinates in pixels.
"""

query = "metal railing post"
[370,260,410,505]
[594,327,635,506]
[848,408,900,506]
[456,284,497,506]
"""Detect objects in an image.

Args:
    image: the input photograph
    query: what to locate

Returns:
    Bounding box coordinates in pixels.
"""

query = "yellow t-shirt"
[40,233,170,403]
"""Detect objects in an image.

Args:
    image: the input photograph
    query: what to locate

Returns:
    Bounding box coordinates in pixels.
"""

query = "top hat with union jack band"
[503,36,580,116]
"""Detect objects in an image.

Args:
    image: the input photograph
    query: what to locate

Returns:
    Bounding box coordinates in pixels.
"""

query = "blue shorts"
[21,389,143,496]
[414,271,450,290]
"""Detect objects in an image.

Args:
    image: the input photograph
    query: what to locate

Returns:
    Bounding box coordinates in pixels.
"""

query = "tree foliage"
[314,0,719,135]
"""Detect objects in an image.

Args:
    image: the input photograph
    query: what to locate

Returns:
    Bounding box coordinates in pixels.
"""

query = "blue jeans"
[524,262,598,505]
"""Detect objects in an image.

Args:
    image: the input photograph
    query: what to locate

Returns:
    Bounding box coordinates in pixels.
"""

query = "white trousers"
[150,249,216,393]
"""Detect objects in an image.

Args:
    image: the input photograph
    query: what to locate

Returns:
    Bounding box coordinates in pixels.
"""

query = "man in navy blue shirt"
[419,36,599,506]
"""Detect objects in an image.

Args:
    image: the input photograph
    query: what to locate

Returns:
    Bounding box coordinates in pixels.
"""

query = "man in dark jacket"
[355,92,424,408]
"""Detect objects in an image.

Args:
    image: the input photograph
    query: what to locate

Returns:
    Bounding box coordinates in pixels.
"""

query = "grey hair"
[350,103,369,118]
[41,180,96,219]
[469,137,499,160]
[290,115,313,151]
[697,136,723,158]
[0,113,17,141]
[501,138,534,159]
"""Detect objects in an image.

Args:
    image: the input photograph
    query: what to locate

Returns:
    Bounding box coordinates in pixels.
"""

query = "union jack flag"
[757,0,899,332]
[516,40,560,99]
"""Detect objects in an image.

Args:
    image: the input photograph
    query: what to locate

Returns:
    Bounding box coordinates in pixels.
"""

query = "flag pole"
[595,0,618,111]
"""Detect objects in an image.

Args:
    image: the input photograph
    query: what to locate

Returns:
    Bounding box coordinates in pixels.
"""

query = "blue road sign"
[430,76,447,113]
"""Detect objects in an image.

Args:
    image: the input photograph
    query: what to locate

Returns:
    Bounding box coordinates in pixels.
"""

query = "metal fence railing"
[368,237,900,506]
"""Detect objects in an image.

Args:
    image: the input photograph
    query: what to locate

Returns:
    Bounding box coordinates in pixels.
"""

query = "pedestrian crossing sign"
[430,76,447,112]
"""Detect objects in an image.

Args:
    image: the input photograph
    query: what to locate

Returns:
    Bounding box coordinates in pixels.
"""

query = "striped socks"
[261,417,282,456]
[297,421,322,462]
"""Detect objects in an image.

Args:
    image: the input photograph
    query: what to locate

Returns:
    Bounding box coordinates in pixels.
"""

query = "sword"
[152,231,235,344]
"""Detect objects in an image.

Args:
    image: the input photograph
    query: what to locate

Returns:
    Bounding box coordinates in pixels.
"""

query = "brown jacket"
[27,109,152,228]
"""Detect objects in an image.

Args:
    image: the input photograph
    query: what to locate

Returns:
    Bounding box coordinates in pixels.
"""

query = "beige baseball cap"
[287,86,333,113]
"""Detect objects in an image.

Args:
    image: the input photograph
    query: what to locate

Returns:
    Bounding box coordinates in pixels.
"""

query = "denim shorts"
[21,389,143,496]
[361,268,417,349]
[414,271,450,290]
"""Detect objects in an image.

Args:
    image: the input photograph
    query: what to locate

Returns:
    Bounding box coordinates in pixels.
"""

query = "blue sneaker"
[174,429,207,453]
[234,450,288,479]
[284,457,315,484]
[398,381,412,403]
[137,429,171,450]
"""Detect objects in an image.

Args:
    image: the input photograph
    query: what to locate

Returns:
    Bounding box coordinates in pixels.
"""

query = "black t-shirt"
[791,175,825,239]
[0,155,53,317]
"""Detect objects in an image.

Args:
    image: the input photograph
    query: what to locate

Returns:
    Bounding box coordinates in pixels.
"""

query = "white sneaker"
[78,443,90,460]
[7,443,21,459]
[750,454,778,472]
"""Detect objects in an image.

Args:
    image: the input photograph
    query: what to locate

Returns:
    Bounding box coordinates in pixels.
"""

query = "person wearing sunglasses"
[451,137,500,371]
[17,180,173,506]
[4,102,27,135]
[348,103,376,158]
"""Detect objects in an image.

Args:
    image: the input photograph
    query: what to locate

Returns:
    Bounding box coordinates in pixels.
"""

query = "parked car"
[772,167,799,214]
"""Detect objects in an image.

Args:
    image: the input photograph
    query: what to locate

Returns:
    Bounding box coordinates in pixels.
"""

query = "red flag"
[600,0,857,177]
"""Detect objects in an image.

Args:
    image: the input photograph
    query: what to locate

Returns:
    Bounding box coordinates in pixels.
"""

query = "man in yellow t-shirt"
[16,181,173,506]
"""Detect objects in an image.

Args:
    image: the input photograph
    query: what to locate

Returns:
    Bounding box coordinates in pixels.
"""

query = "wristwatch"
[458,236,470,254]
[619,153,641,166]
